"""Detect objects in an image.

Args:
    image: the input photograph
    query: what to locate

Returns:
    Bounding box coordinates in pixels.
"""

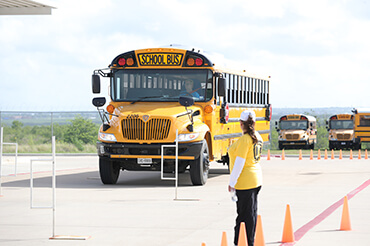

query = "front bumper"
[97,141,202,160]
[279,140,308,146]
[97,141,203,171]
[329,140,353,148]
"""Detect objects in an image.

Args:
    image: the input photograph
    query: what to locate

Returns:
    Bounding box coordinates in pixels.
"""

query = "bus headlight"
[99,132,117,142]
[178,133,199,142]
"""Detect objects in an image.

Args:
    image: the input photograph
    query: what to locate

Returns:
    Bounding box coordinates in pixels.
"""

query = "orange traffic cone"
[350,149,353,160]
[267,149,271,161]
[339,149,343,160]
[365,149,368,160]
[281,149,285,161]
[340,196,351,231]
[310,149,313,160]
[238,222,248,246]
[281,204,295,243]
[317,149,321,160]
[255,215,265,246]
[331,149,335,160]
[324,149,328,160]
[220,231,228,246]
[358,149,361,159]
[299,149,302,160]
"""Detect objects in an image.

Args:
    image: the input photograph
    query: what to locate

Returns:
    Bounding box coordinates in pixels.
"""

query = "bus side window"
[225,73,230,103]
[247,77,250,104]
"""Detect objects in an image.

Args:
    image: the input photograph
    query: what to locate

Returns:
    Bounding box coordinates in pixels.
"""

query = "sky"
[0,0,370,111]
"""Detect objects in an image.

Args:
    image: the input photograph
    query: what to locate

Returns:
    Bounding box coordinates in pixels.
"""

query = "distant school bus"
[352,108,370,149]
[91,46,271,186]
[326,114,354,150]
[275,114,316,149]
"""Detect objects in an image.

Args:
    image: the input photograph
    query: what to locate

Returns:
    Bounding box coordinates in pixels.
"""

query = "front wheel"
[189,139,210,186]
[99,157,120,184]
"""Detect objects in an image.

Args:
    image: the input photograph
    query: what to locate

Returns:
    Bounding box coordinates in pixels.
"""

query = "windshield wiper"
[130,96,164,104]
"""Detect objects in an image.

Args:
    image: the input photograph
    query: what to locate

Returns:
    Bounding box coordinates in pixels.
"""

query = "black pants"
[234,186,261,246]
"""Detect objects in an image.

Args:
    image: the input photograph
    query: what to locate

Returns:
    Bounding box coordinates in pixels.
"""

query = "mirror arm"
[94,69,111,77]
[185,106,194,132]
[97,108,110,124]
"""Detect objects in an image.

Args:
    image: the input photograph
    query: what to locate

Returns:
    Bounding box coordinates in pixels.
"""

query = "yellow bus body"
[92,47,271,185]
[353,108,370,148]
[327,114,354,150]
[276,114,316,149]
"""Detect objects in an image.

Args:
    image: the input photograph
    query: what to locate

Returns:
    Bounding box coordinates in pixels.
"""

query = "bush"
[64,116,99,145]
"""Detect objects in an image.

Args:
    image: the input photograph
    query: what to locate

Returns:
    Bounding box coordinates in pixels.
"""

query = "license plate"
[341,142,346,145]
[138,158,152,164]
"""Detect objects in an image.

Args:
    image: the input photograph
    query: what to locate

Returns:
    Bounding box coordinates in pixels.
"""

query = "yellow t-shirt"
[228,132,263,190]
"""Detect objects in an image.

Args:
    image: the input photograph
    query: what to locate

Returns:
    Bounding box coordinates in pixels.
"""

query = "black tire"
[310,143,315,149]
[278,142,283,150]
[189,139,210,186]
[329,142,333,150]
[99,157,120,184]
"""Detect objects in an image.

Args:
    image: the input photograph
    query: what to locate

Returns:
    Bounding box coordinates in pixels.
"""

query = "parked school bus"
[91,46,271,186]
[275,114,316,150]
[326,114,354,150]
[352,108,370,149]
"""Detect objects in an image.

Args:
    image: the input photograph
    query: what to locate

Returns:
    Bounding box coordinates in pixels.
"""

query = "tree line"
[2,114,367,153]
[2,116,99,151]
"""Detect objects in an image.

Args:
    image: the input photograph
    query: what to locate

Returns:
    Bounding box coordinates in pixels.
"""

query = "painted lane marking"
[280,179,370,245]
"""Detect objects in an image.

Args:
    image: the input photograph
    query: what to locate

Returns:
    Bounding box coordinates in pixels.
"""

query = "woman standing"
[228,110,263,246]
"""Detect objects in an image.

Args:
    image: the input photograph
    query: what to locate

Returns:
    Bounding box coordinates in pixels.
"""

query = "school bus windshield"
[111,69,213,102]
[330,120,353,129]
[280,120,308,130]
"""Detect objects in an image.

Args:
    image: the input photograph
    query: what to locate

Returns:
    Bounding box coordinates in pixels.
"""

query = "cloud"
[0,0,370,111]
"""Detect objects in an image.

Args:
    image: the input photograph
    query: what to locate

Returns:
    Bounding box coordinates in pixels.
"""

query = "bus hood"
[280,129,307,140]
[329,129,354,140]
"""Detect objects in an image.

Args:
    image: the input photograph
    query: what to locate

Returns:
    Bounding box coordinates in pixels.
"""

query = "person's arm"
[229,156,245,189]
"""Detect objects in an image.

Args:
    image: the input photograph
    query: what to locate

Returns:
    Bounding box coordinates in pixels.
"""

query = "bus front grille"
[286,134,299,140]
[122,118,171,140]
[337,134,351,140]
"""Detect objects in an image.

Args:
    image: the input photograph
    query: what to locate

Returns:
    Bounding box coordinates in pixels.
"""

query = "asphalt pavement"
[0,155,369,246]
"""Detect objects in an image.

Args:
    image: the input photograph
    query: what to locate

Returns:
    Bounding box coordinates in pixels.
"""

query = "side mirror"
[217,77,226,97]
[92,74,101,94]
[92,97,106,107]
[179,96,194,107]
[220,102,229,124]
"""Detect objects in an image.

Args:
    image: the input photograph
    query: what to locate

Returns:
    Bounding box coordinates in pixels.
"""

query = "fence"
[0,111,101,154]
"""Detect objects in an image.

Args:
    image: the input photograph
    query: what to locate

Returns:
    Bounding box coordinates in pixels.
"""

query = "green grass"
[2,143,97,154]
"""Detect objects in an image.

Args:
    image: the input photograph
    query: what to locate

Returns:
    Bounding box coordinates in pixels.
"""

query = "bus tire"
[189,139,210,186]
[99,157,120,184]
[329,142,333,150]
[310,143,315,149]
[278,142,283,150]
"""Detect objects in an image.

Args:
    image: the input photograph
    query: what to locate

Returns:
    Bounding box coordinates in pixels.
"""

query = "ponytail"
[241,116,257,144]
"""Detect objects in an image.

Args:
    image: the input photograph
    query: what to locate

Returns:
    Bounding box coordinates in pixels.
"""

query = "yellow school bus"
[326,114,354,150]
[275,114,316,149]
[91,46,271,185]
[352,108,370,149]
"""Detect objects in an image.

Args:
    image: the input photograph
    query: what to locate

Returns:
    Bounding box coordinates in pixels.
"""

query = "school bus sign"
[138,53,183,66]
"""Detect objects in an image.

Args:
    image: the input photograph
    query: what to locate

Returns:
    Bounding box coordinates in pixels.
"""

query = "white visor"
[240,110,256,122]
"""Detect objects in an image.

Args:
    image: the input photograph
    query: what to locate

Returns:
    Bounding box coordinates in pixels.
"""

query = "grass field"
[1,143,97,154]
